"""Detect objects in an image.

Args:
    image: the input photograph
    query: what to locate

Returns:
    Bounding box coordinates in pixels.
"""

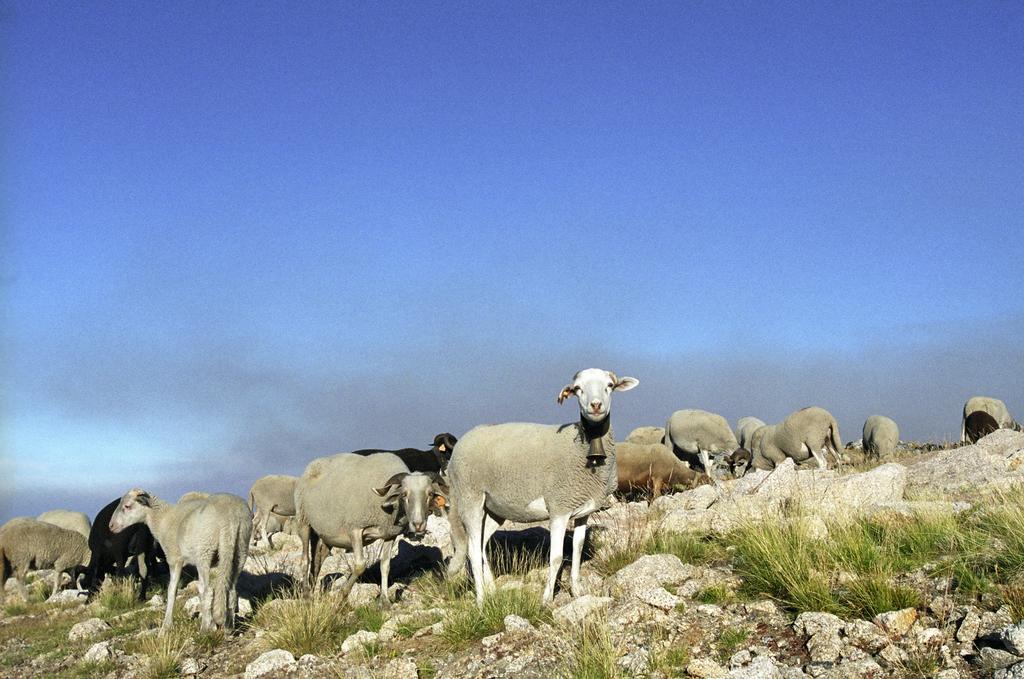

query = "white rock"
[341,630,380,654]
[687,657,728,678]
[726,655,782,678]
[606,553,697,596]
[793,612,844,638]
[245,649,297,679]
[1002,622,1024,655]
[68,617,110,642]
[237,597,253,618]
[636,586,681,611]
[184,595,202,618]
[957,610,981,642]
[996,661,1024,679]
[82,641,111,663]
[180,657,203,675]
[48,588,89,605]
[381,657,418,679]
[806,631,843,664]
[553,595,613,625]
[730,649,752,668]
[340,583,381,607]
[503,614,534,632]
[147,594,165,608]
[981,647,1023,671]
[872,608,917,637]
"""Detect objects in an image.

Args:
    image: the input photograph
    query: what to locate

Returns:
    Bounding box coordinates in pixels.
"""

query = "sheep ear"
[557,385,574,404]
[135,491,152,507]
[613,376,639,392]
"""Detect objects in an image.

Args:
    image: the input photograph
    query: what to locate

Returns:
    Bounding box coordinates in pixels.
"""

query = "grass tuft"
[442,587,552,647]
[94,576,142,615]
[559,620,620,679]
[134,627,191,679]
[251,587,352,656]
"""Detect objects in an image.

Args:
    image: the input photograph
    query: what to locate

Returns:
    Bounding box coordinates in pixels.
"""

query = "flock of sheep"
[1,368,1021,636]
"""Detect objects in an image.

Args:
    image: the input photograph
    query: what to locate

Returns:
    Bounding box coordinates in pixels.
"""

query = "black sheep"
[964,410,1000,444]
[349,432,457,474]
[86,497,160,600]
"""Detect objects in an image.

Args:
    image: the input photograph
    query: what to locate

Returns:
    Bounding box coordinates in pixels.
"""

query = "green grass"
[721,487,1024,618]
[441,587,553,647]
[251,588,352,656]
[717,627,750,660]
[52,660,118,679]
[694,584,735,605]
[650,643,690,677]
[593,527,721,576]
[133,626,191,679]
[94,576,143,615]
[351,604,385,633]
[558,620,620,679]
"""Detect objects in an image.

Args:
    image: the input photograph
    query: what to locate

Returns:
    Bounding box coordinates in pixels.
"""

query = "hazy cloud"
[3,315,1022,522]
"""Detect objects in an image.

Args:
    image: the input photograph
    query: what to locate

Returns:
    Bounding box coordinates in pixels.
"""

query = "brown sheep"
[616,441,708,498]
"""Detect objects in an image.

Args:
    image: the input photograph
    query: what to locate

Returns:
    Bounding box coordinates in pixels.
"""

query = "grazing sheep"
[109,490,252,633]
[37,510,92,540]
[247,475,298,548]
[964,410,1000,444]
[616,441,707,498]
[0,518,90,599]
[349,432,459,474]
[447,368,638,606]
[625,426,665,446]
[863,415,900,459]
[261,512,298,544]
[294,452,446,604]
[665,409,740,479]
[735,417,766,451]
[755,407,843,470]
[86,498,159,600]
[728,447,753,477]
[961,396,1022,443]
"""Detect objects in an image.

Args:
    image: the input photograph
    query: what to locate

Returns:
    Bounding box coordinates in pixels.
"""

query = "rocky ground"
[3,430,1024,678]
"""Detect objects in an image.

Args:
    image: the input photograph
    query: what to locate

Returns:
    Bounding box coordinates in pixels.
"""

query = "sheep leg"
[49,568,62,600]
[260,512,272,549]
[543,514,569,605]
[462,498,488,606]
[811,446,828,470]
[338,529,366,601]
[379,539,394,607]
[569,518,588,597]
[446,501,468,578]
[480,513,503,588]
[251,509,262,546]
[136,552,149,601]
[161,562,183,633]
[197,562,214,631]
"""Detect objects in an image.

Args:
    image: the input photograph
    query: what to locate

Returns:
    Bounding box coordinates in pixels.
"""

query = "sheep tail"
[215,524,239,627]
[829,419,842,458]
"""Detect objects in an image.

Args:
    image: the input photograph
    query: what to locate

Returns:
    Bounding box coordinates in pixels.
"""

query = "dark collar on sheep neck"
[580,416,611,467]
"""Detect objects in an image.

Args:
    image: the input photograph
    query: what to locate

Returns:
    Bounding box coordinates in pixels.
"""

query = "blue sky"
[2,2,1022,521]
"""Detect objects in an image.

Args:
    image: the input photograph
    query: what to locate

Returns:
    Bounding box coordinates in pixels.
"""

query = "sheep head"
[373,472,448,538]
[109,489,152,533]
[557,368,638,423]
